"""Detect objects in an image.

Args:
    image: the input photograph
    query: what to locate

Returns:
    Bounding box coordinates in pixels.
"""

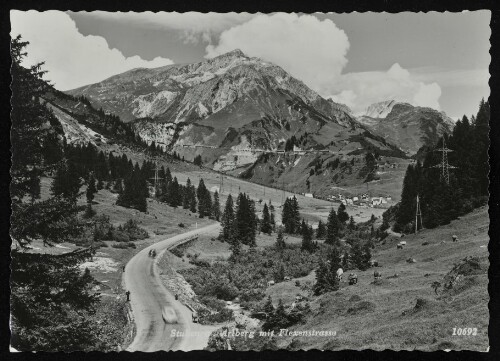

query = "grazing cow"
[452,235,459,242]
[348,273,358,285]
[284,276,291,281]
[397,244,403,249]
[374,271,381,280]
[336,268,344,281]
[267,280,275,287]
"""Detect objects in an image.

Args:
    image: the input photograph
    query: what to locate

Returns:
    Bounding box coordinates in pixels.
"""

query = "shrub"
[170,247,184,258]
[111,243,128,249]
[178,223,185,228]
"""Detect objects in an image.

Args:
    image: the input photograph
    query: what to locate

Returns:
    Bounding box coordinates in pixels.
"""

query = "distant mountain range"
[357,100,455,155]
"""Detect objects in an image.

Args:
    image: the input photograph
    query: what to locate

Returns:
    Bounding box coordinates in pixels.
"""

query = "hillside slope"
[280,206,489,351]
[357,101,455,156]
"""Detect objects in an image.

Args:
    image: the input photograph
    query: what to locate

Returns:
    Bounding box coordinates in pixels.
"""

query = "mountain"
[357,101,455,156]
[66,50,404,175]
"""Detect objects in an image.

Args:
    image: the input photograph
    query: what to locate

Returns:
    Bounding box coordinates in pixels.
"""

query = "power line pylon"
[432,137,457,185]
[415,194,423,234]
[149,156,163,197]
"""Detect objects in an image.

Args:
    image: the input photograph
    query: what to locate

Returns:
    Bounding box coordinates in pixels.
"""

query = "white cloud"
[328,63,443,114]
[205,13,350,95]
[74,11,256,44]
[205,14,442,113]
[10,10,174,90]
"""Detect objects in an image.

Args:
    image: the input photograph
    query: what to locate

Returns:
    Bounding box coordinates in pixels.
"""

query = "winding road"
[124,223,220,352]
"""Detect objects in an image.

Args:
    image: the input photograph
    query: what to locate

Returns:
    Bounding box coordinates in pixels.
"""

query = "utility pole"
[432,137,457,185]
[149,156,163,197]
[415,194,423,234]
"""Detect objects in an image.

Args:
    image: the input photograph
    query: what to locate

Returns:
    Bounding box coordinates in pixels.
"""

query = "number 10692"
[452,327,477,336]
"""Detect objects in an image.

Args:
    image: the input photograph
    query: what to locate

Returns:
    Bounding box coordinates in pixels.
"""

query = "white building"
[304,193,314,198]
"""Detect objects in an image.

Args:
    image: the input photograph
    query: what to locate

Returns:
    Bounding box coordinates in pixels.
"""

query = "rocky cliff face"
[67,50,401,170]
[357,101,455,156]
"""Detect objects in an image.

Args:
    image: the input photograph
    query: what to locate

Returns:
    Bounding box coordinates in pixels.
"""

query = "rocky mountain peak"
[363,100,399,118]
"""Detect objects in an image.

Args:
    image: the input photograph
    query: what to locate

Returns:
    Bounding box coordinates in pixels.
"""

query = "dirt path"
[124,223,220,352]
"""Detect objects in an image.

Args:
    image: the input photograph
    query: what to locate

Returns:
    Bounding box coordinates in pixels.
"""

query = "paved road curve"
[124,223,220,352]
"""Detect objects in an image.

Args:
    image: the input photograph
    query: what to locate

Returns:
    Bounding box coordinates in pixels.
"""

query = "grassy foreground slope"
[279,206,489,351]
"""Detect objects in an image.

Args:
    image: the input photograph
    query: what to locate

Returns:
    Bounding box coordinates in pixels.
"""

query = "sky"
[10,10,490,119]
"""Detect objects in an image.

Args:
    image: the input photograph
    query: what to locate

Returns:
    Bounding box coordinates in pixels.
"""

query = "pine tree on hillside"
[361,243,372,269]
[235,193,257,246]
[51,159,82,202]
[86,173,97,204]
[116,164,148,212]
[350,241,366,271]
[197,179,212,218]
[325,208,340,246]
[337,203,349,224]
[275,229,286,250]
[313,246,341,295]
[261,203,272,234]
[189,183,197,213]
[212,191,221,221]
[220,194,236,242]
[348,216,356,230]
[301,220,315,253]
[316,220,326,239]
[342,251,350,270]
[282,196,301,234]
[183,178,192,209]
[269,202,276,230]
[84,172,97,217]
[10,38,101,351]
[328,246,343,274]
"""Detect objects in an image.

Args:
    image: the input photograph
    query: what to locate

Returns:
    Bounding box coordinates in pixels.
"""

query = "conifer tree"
[316,220,326,239]
[362,243,372,269]
[220,194,236,242]
[86,173,97,205]
[183,178,192,209]
[269,202,276,230]
[348,216,356,231]
[325,208,340,246]
[235,193,257,246]
[212,191,221,221]
[260,203,272,234]
[350,241,366,271]
[337,203,349,224]
[51,159,82,202]
[275,229,286,250]
[301,221,315,253]
[342,250,350,270]
[84,173,97,217]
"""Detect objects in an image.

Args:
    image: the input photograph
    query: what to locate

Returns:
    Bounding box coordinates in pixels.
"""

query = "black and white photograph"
[8,9,492,352]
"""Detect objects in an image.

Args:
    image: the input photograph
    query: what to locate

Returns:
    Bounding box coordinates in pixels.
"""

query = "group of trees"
[219,193,259,252]
[281,196,301,234]
[394,100,490,232]
[261,296,309,332]
[10,36,108,351]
